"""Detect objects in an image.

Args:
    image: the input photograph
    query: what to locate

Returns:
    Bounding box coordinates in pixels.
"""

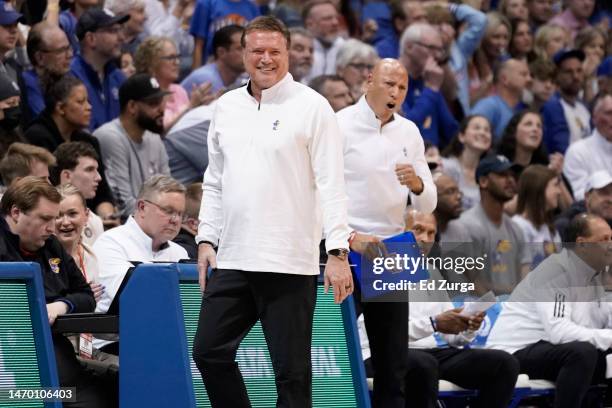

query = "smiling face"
[244,30,289,96]
[515,112,543,151]
[364,60,408,125]
[55,194,89,249]
[459,116,492,153]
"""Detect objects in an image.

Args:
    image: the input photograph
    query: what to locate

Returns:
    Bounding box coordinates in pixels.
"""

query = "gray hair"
[104,0,145,16]
[399,23,435,53]
[289,27,313,41]
[137,175,185,202]
[335,39,378,70]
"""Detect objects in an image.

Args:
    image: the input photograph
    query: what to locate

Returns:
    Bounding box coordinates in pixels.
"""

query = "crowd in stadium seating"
[0,0,610,406]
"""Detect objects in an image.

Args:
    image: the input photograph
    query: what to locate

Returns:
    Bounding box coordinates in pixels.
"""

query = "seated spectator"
[309,75,354,112]
[512,165,562,270]
[486,213,612,408]
[533,24,569,60]
[288,27,314,84]
[25,75,117,222]
[442,115,492,210]
[433,172,469,243]
[0,2,24,84]
[527,0,554,29]
[93,175,187,355]
[468,12,511,106]
[426,2,487,117]
[374,0,425,59]
[105,0,147,55]
[541,49,591,154]
[0,176,115,407]
[164,102,214,184]
[134,36,213,131]
[94,73,170,218]
[528,57,557,111]
[70,8,129,130]
[181,25,245,97]
[424,140,442,172]
[0,72,25,159]
[53,142,108,244]
[55,184,103,301]
[399,23,459,147]
[119,51,136,78]
[499,0,529,21]
[549,0,596,42]
[46,0,98,56]
[471,59,532,141]
[143,0,194,75]
[334,39,378,102]
[597,57,612,96]
[564,93,612,200]
[173,182,202,259]
[457,154,530,294]
[22,23,73,124]
[303,0,345,82]
[555,170,612,240]
[0,143,55,187]
[574,26,607,104]
[509,18,534,61]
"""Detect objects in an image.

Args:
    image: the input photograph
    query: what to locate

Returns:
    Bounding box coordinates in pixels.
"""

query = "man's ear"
[59,169,72,185]
[8,205,21,222]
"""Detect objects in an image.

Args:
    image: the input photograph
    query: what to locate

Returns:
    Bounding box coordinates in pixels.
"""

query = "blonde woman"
[533,24,568,59]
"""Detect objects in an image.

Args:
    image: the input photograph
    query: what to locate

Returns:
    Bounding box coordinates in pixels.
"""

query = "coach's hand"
[324,256,353,304]
[198,243,217,293]
[435,307,470,334]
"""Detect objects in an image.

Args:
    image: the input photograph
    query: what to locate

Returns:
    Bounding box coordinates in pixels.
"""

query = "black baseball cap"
[76,8,130,41]
[476,154,516,181]
[552,48,585,66]
[119,73,172,107]
[0,1,23,26]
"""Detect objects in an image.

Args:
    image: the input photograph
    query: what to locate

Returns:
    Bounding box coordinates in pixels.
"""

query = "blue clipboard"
[349,231,429,300]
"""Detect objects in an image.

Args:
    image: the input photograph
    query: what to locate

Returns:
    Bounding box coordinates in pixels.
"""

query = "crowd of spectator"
[0,0,610,406]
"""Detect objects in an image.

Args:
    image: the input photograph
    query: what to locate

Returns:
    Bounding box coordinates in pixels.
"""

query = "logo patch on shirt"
[272,120,280,130]
[49,258,61,274]
[84,227,93,238]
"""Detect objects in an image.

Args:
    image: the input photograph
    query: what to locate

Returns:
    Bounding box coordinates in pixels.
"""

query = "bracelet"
[429,316,437,332]
[198,240,216,248]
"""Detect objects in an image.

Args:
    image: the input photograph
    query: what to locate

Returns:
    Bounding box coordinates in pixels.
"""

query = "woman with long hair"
[442,115,492,210]
[512,164,562,270]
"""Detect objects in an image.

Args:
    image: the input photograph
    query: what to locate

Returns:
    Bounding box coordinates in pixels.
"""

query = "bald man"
[337,58,436,407]
[471,58,532,140]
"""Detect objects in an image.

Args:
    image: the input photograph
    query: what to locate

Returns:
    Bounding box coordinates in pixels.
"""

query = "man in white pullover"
[487,213,612,407]
[337,58,436,407]
[193,16,352,408]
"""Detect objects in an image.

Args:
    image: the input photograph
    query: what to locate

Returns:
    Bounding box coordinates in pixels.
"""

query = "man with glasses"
[399,23,458,148]
[94,73,171,219]
[70,8,129,130]
[93,174,187,356]
[23,23,73,123]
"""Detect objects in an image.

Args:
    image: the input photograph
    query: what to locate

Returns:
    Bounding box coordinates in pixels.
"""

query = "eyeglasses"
[41,45,73,55]
[143,200,183,221]
[414,41,445,55]
[348,63,374,72]
[159,54,181,62]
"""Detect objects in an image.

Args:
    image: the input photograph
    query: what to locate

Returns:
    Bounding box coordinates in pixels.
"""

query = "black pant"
[53,334,117,408]
[354,276,410,408]
[422,347,519,408]
[514,340,611,408]
[192,269,317,408]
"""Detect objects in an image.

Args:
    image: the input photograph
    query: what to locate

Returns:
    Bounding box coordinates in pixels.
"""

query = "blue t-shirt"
[22,70,45,119]
[59,10,80,56]
[360,1,393,47]
[180,63,224,95]
[189,0,260,62]
[471,95,524,141]
[70,55,126,131]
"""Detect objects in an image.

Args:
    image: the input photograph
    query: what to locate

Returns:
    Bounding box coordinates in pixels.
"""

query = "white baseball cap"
[585,170,612,193]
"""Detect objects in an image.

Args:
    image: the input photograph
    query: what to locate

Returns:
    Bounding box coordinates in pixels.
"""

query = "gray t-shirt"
[442,156,480,211]
[457,203,530,294]
[94,119,170,217]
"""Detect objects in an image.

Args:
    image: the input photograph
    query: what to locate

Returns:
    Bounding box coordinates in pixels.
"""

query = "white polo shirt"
[337,95,437,239]
[564,129,612,200]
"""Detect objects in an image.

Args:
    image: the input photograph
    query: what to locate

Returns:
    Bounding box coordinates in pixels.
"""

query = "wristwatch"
[328,248,349,261]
